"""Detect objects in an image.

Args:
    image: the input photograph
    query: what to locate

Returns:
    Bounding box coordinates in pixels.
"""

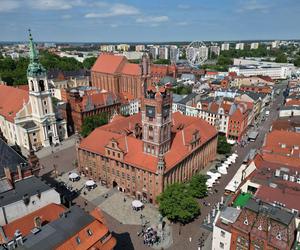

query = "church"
[0,31,67,151]
[77,62,218,203]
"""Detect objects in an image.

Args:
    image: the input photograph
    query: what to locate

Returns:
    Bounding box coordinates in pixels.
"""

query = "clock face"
[146,105,155,118]
[163,105,170,117]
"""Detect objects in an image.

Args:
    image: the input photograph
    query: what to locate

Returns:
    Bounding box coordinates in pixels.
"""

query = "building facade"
[91,53,151,99]
[0,31,67,151]
[77,86,218,203]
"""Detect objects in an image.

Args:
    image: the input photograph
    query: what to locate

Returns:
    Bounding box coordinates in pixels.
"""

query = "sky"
[1,0,300,42]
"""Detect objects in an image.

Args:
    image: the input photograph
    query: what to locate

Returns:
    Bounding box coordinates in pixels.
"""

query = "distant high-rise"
[159,46,169,60]
[210,46,220,57]
[272,40,280,49]
[235,43,244,50]
[135,45,145,52]
[250,42,259,50]
[169,45,179,63]
[100,45,115,52]
[221,43,230,51]
[149,46,159,60]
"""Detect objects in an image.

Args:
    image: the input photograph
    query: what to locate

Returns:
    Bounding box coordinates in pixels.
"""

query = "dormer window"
[281,144,286,148]
[294,145,299,150]
[258,224,262,231]
[276,233,282,240]
[244,218,249,225]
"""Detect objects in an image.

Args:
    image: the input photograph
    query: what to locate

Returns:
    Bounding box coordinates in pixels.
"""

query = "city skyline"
[1,0,300,42]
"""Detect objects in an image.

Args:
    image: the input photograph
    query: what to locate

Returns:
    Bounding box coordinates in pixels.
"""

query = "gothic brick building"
[77,85,218,203]
[61,87,120,134]
[91,53,151,99]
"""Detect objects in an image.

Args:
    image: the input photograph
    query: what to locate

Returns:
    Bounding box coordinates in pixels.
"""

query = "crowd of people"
[142,227,160,247]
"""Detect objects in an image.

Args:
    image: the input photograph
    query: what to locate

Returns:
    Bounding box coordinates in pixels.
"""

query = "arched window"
[148,126,154,140]
[30,80,34,91]
[39,80,45,92]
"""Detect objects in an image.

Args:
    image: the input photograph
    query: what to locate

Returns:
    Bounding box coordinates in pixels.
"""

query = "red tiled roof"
[121,63,140,75]
[256,185,300,211]
[0,85,29,122]
[285,99,300,107]
[79,112,217,173]
[1,203,65,243]
[91,54,126,74]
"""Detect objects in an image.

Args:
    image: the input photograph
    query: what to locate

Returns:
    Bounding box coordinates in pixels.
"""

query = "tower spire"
[28,29,39,63]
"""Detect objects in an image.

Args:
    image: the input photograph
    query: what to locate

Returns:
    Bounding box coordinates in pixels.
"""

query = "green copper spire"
[28,29,39,63]
[27,29,46,77]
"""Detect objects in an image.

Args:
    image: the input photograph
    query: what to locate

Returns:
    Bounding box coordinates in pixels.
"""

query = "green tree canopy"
[217,135,232,154]
[293,57,300,67]
[157,183,200,224]
[83,56,97,69]
[275,53,287,63]
[153,59,171,65]
[81,113,108,137]
[186,174,208,198]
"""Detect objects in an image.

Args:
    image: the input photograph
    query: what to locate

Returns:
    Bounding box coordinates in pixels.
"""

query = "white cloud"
[0,0,20,12]
[237,0,270,13]
[136,15,169,23]
[177,4,190,10]
[85,3,140,18]
[28,0,83,10]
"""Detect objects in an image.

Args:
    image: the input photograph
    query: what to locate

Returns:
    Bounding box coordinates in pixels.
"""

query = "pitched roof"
[1,203,65,243]
[79,112,217,173]
[91,54,126,74]
[121,63,140,75]
[19,206,115,250]
[0,85,29,122]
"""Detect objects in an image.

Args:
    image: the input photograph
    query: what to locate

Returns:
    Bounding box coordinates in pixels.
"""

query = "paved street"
[167,83,286,250]
[38,83,286,250]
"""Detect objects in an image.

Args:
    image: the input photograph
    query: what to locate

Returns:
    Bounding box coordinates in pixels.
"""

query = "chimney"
[4,167,11,183]
[17,165,23,180]
[34,216,42,228]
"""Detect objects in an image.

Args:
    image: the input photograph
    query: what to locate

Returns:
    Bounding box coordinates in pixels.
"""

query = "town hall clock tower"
[141,85,172,156]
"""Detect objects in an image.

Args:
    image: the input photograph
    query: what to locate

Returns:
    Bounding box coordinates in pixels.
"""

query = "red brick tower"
[141,85,172,156]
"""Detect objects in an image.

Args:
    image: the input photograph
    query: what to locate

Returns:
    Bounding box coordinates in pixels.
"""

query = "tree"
[81,113,108,137]
[83,56,97,69]
[186,174,208,198]
[217,135,232,154]
[153,59,171,65]
[275,53,287,63]
[171,85,192,95]
[217,55,233,66]
[294,57,300,67]
[157,183,200,224]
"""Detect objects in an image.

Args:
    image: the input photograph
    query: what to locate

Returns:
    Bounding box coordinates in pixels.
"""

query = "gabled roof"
[79,112,217,173]
[1,203,65,243]
[0,85,29,122]
[91,54,126,74]
[121,63,140,75]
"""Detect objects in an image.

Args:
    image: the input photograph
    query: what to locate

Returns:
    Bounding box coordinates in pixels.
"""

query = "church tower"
[141,85,172,156]
[27,30,59,146]
[140,53,151,98]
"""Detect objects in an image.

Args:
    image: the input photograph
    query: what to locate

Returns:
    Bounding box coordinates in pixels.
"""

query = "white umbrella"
[218,167,228,175]
[206,181,213,188]
[222,163,229,168]
[85,180,96,187]
[132,200,143,208]
[69,172,79,179]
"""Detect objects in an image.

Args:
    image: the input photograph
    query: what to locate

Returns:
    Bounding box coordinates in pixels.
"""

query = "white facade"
[117,44,130,51]
[229,66,292,79]
[135,45,145,52]
[210,46,220,56]
[149,46,159,60]
[100,45,116,52]
[212,219,232,250]
[250,42,259,50]
[159,47,169,60]
[169,46,179,63]
[235,43,244,50]
[221,43,230,51]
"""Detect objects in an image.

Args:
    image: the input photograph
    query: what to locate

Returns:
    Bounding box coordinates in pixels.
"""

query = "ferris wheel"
[186,41,208,67]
